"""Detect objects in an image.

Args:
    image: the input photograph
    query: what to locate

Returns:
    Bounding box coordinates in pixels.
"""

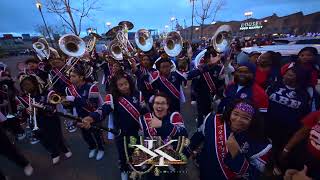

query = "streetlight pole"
[190,0,196,42]
[170,17,175,31]
[36,1,55,48]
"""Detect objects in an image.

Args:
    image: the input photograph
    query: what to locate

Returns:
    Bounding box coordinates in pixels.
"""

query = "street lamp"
[190,0,196,41]
[106,22,111,29]
[170,17,176,31]
[35,0,55,47]
[244,11,253,19]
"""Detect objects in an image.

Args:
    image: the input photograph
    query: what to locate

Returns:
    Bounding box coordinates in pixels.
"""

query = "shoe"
[191,101,197,105]
[24,164,34,176]
[67,125,77,133]
[96,150,104,161]
[64,151,72,159]
[52,156,60,165]
[17,133,26,140]
[30,137,40,145]
[88,149,97,159]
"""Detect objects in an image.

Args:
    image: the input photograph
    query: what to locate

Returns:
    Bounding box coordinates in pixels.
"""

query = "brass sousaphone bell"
[58,34,86,57]
[164,31,183,57]
[135,29,153,52]
[108,40,123,61]
[194,25,232,67]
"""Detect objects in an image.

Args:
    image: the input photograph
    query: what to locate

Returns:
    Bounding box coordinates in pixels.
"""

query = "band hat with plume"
[19,74,45,94]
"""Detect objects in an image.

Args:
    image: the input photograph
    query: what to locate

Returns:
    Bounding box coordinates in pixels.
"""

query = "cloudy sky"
[0,0,319,36]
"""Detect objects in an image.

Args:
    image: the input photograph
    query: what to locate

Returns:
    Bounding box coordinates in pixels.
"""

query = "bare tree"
[34,24,64,37]
[44,0,99,36]
[195,0,226,39]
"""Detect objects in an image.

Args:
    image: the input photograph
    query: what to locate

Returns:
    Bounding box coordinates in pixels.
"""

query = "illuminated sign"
[240,21,263,30]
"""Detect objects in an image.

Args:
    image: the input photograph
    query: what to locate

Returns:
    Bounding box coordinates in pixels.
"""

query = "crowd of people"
[0,32,319,180]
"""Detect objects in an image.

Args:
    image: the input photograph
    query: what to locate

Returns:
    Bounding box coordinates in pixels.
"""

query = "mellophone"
[30,102,121,136]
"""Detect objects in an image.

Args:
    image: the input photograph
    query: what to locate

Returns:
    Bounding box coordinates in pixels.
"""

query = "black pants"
[115,135,133,172]
[196,97,212,127]
[1,117,24,136]
[35,116,69,158]
[0,127,29,175]
[80,128,104,150]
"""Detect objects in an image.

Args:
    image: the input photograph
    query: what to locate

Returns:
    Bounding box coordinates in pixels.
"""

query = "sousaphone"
[135,29,153,52]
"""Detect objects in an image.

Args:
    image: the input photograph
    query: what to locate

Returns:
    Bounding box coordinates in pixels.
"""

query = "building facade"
[180,11,320,41]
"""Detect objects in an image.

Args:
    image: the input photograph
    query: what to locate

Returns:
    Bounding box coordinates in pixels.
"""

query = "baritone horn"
[135,29,153,52]
[33,38,50,60]
[164,31,183,57]
[86,32,101,52]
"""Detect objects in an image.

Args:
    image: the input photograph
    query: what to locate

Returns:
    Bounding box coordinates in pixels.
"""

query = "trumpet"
[28,94,39,131]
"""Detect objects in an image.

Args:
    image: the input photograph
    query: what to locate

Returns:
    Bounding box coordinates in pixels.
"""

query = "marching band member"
[65,65,105,161]
[80,73,148,180]
[150,53,218,112]
[185,99,272,180]
[47,51,78,132]
[18,74,72,165]
[139,91,187,138]
[101,55,115,92]
[138,92,188,179]
[0,126,33,178]
[193,48,225,127]
[218,61,269,113]
[131,53,156,103]
[0,68,26,140]
[22,57,48,83]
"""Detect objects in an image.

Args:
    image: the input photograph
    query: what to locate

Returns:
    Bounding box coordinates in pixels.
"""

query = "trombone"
[45,34,86,90]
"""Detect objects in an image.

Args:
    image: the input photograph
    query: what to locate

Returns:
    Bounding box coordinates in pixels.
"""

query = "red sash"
[214,115,237,179]
[159,76,180,99]
[143,113,157,137]
[203,72,216,94]
[67,84,81,98]
[118,97,140,123]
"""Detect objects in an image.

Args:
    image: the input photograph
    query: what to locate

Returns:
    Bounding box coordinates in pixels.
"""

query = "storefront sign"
[240,21,263,30]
